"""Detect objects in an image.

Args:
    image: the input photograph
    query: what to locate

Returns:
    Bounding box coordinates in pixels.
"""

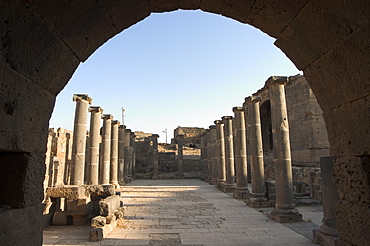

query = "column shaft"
[100,114,113,185]
[151,134,159,179]
[118,125,125,185]
[71,94,91,185]
[110,120,120,186]
[123,129,131,183]
[86,106,103,185]
[177,135,184,179]
[222,116,236,192]
[214,120,226,184]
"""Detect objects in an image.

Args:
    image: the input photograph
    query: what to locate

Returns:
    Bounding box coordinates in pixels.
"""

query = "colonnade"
[70,94,136,187]
[200,76,302,222]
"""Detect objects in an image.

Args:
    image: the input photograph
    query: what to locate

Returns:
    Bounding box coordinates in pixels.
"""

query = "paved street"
[43,179,321,246]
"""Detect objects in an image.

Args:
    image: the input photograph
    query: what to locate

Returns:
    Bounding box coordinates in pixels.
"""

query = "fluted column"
[245,96,270,207]
[86,106,103,185]
[71,94,92,185]
[151,134,159,179]
[267,76,302,222]
[214,120,226,187]
[124,129,131,183]
[232,107,249,199]
[177,134,184,179]
[100,114,113,185]
[110,120,120,187]
[222,116,236,192]
[118,125,126,185]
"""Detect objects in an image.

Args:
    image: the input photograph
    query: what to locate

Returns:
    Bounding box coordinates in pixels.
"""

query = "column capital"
[214,120,223,125]
[118,125,126,130]
[151,134,159,138]
[245,96,262,103]
[265,76,288,87]
[73,94,92,104]
[112,120,120,125]
[209,125,216,130]
[125,129,131,133]
[89,106,103,113]
[101,114,113,120]
[232,106,244,112]
[221,116,233,121]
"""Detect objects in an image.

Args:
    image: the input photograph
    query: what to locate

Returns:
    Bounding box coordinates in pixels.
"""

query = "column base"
[209,178,218,185]
[268,208,302,223]
[110,182,120,189]
[313,229,340,246]
[246,197,274,208]
[221,183,236,193]
[216,180,226,190]
[233,187,250,199]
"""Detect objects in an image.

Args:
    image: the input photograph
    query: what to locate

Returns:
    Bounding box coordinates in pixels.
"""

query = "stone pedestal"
[232,107,249,199]
[214,120,226,187]
[71,94,92,185]
[245,96,270,207]
[266,77,302,222]
[110,120,120,187]
[222,116,236,193]
[313,157,339,245]
[100,114,113,185]
[118,125,125,185]
[87,106,103,185]
[151,134,159,179]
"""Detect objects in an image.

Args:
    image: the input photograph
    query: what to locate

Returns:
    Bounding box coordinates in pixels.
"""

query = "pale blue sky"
[49,10,300,143]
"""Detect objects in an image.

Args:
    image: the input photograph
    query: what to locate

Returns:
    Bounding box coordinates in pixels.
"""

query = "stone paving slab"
[43,179,320,246]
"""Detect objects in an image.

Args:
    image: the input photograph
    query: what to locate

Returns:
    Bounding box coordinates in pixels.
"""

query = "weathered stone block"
[269,209,302,223]
[89,228,103,242]
[91,216,106,228]
[84,184,115,198]
[114,207,124,219]
[99,195,120,217]
[66,198,91,212]
[106,214,116,224]
[46,186,87,200]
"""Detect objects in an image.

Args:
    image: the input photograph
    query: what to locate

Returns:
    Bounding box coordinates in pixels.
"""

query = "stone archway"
[0,1,368,245]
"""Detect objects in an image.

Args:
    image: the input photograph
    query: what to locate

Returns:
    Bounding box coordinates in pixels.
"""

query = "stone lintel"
[89,106,103,113]
[73,94,92,104]
[101,114,113,120]
[111,120,120,125]
[251,95,262,102]
[265,76,288,88]
[232,106,244,112]
[214,120,223,125]
[221,116,233,121]
[46,185,88,200]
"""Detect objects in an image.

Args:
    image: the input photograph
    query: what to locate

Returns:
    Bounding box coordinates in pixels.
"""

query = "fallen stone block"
[46,186,87,200]
[99,195,120,217]
[89,228,103,242]
[91,216,106,228]
[106,214,116,224]
[66,198,91,212]
[84,185,115,198]
[114,207,124,219]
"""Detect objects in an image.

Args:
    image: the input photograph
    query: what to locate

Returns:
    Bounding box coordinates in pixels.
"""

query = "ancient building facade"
[173,126,206,147]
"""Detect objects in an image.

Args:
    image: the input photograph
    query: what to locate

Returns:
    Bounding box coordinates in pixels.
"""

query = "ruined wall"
[173,127,206,146]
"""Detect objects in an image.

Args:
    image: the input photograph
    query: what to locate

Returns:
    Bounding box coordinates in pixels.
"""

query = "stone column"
[214,120,226,189]
[244,96,270,207]
[151,134,159,179]
[206,128,214,182]
[100,114,113,185]
[267,76,302,222]
[200,132,207,180]
[110,120,120,187]
[86,106,103,185]
[129,132,136,180]
[222,116,236,192]
[124,129,131,183]
[71,94,92,185]
[118,125,126,185]
[209,125,218,185]
[232,107,249,199]
[313,157,339,245]
[177,134,184,179]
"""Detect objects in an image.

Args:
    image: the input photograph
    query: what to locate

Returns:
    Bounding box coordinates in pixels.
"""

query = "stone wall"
[173,127,206,147]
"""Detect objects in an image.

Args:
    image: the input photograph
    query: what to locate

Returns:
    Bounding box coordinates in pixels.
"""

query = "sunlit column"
[222,116,236,192]
[100,114,113,185]
[110,120,120,187]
